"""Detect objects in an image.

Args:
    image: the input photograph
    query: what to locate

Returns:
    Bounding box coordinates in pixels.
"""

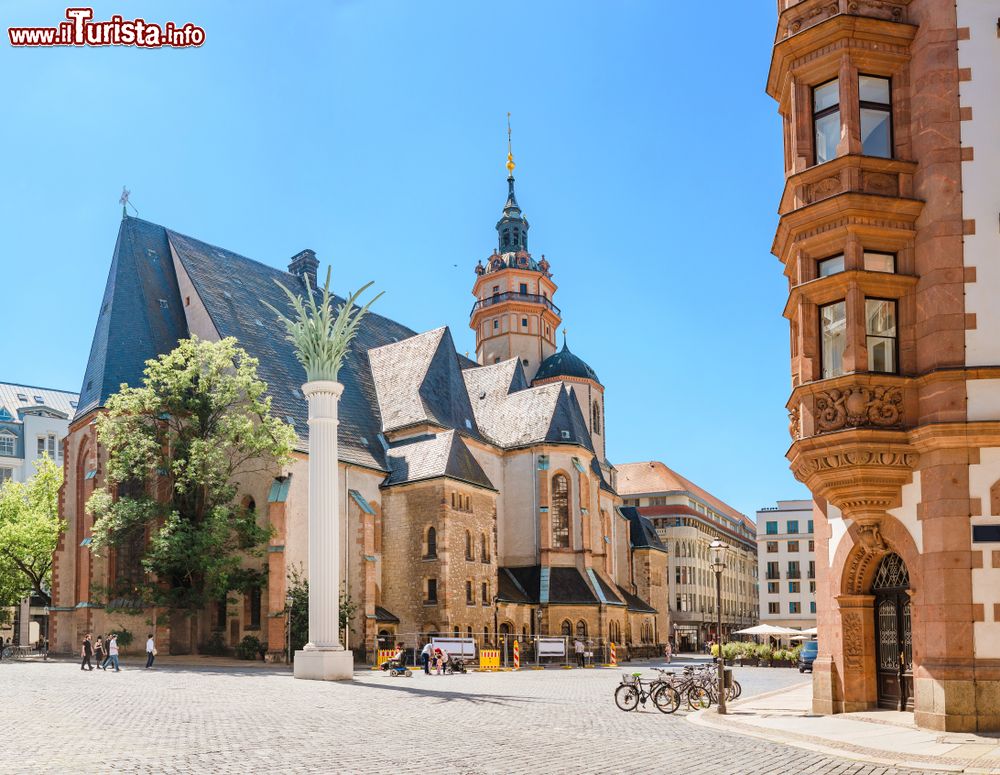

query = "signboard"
[431,637,477,658]
[537,637,566,657]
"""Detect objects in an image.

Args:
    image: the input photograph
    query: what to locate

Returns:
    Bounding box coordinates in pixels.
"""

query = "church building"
[49,149,668,660]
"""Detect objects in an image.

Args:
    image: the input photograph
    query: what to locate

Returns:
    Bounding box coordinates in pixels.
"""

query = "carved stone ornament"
[788,3,840,35]
[789,404,802,440]
[807,175,842,202]
[843,610,864,670]
[856,523,888,553]
[815,385,903,432]
[861,171,899,197]
[847,0,904,22]
[791,448,916,481]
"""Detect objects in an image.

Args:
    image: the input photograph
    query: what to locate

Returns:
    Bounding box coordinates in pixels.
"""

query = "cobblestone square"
[0,660,944,774]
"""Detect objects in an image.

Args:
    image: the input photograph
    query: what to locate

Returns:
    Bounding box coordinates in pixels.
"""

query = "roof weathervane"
[506,112,515,178]
[119,185,138,218]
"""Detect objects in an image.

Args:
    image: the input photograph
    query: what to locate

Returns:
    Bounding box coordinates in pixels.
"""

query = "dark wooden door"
[872,553,912,710]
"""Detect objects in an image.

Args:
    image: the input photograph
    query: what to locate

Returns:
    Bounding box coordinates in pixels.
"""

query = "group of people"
[418,642,451,675]
[80,633,157,671]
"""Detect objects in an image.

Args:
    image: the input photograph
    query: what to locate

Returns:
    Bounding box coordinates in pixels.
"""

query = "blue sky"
[0,1,808,516]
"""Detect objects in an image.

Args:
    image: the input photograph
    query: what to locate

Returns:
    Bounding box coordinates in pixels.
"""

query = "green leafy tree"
[284,566,358,657]
[88,336,296,612]
[0,456,65,606]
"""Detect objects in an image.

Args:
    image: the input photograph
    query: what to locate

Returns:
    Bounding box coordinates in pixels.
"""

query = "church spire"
[497,113,528,253]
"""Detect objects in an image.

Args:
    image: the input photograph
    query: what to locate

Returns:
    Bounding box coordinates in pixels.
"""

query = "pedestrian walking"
[574,638,585,668]
[145,633,156,668]
[420,641,433,675]
[105,633,120,672]
[80,633,94,671]
[94,635,105,667]
[664,642,672,664]
[100,635,112,669]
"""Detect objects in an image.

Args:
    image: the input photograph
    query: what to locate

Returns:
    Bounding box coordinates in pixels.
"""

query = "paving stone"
[0,662,942,774]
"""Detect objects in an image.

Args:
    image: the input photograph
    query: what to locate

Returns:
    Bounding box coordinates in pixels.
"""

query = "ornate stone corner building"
[49,158,668,661]
[767,0,1000,731]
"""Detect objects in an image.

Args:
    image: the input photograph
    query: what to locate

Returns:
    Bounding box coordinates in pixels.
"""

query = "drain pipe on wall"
[344,465,350,652]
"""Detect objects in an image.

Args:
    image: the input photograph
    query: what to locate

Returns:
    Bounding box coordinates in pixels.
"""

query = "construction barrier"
[609,641,617,666]
[372,648,396,670]
[478,649,501,671]
[513,639,520,670]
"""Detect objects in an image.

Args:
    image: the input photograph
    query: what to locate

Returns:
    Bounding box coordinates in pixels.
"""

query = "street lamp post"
[710,539,729,715]
[535,607,543,666]
[286,591,294,667]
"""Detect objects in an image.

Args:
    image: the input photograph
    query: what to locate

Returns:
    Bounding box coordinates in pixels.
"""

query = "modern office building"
[767,0,1000,730]
[619,461,758,651]
[757,500,817,630]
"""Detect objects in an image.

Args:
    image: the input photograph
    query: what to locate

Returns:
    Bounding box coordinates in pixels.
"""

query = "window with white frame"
[0,467,12,484]
[0,433,14,457]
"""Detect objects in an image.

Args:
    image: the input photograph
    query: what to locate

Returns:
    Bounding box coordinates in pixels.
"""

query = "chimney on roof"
[288,249,319,288]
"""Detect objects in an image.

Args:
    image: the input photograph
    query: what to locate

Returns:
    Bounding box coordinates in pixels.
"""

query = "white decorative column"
[293,379,353,680]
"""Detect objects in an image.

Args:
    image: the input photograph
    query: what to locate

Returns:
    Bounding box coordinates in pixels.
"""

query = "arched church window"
[592,401,601,434]
[503,231,510,248]
[425,526,437,559]
[465,530,473,560]
[561,620,572,636]
[551,474,570,548]
[576,620,587,637]
[481,533,489,563]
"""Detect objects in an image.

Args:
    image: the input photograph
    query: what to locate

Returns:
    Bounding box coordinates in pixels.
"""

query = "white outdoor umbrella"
[801,626,818,635]
[733,624,801,636]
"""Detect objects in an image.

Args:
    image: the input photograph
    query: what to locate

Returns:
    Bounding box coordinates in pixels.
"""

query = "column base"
[293,647,354,681]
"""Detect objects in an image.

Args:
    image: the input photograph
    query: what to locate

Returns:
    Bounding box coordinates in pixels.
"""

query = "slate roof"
[616,585,657,614]
[464,361,593,451]
[0,382,78,421]
[501,566,601,605]
[383,430,494,490]
[368,328,481,438]
[497,567,533,604]
[77,218,189,416]
[534,340,600,385]
[78,217,600,473]
[620,507,668,552]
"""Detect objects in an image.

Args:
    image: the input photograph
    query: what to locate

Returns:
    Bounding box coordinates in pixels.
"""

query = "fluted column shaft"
[303,380,343,650]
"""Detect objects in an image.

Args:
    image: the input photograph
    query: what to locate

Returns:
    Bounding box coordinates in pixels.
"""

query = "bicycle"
[614,672,681,714]
[1,644,32,660]
[661,666,713,710]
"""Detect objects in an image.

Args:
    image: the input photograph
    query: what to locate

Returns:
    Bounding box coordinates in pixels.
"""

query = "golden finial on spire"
[506,112,515,177]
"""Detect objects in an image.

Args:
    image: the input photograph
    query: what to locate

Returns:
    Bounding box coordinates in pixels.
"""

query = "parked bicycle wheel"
[730,680,742,699]
[652,684,681,714]
[1,646,12,659]
[687,686,711,710]
[615,684,640,712]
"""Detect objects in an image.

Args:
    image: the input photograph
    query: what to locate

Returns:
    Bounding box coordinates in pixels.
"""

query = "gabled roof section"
[619,506,667,553]
[383,430,494,490]
[616,585,657,614]
[465,373,594,452]
[76,217,188,417]
[166,227,416,471]
[369,327,480,438]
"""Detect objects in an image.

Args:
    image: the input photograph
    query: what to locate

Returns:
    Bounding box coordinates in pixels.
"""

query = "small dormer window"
[34,396,44,404]
[0,408,11,422]
[560,430,571,440]
[16,394,27,403]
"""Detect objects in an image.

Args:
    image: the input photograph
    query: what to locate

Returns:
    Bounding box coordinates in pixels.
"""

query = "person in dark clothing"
[81,634,94,671]
[94,635,105,667]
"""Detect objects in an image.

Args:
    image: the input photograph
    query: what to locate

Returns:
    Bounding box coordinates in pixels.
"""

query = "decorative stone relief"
[815,385,903,432]
[843,610,864,670]
[861,171,899,197]
[807,175,843,203]
[846,0,905,22]
[787,2,840,36]
[792,449,916,480]
[789,404,802,440]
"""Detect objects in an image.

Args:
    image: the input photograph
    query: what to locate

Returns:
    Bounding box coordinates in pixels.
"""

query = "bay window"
[866,298,897,373]
[820,301,847,379]
[812,78,840,165]
[859,75,892,158]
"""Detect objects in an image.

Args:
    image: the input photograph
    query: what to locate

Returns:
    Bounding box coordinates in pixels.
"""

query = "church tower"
[470,119,561,382]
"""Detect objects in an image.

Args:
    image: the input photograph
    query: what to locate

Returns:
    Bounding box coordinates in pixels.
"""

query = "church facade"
[768,0,1000,731]
[49,159,668,660]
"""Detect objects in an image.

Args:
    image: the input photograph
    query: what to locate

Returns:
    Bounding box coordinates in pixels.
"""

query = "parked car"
[798,639,818,673]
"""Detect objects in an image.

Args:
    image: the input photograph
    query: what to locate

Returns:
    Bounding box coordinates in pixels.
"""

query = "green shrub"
[203,630,227,656]
[709,643,720,657]
[235,635,261,660]
[114,628,134,654]
[721,642,740,661]
[756,643,773,662]
[790,645,803,661]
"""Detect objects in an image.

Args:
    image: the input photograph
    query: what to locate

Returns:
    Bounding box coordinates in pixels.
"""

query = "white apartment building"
[0,382,78,484]
[619,461,759,651]
[756,499,816,630]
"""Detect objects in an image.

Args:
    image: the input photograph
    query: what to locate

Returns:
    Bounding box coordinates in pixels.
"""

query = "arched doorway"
[871,552,912,710]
